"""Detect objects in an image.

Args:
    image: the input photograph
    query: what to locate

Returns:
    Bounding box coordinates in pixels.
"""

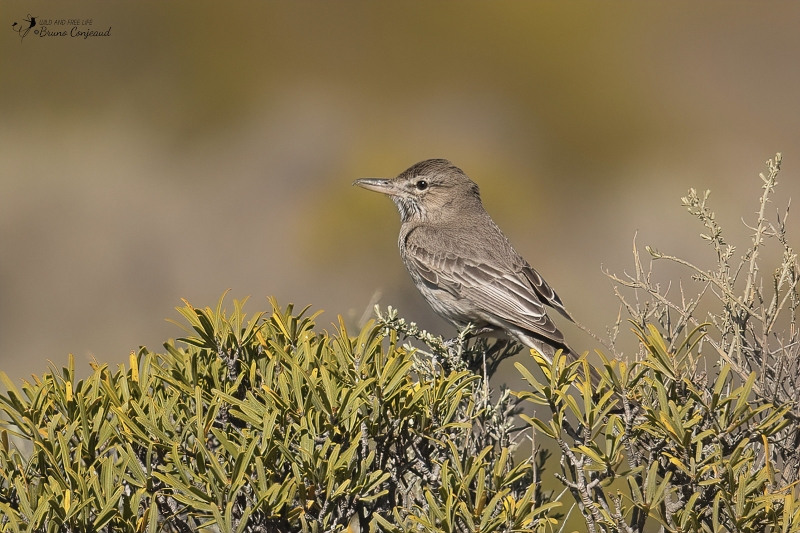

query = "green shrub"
[0,297,556,532]
[2,154,799,532]
[518,327,798,532]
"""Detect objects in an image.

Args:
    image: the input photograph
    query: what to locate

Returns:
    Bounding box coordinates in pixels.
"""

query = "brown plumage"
[354,159,576,364]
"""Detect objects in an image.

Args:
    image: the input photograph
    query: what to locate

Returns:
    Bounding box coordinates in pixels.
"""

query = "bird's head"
[353,159,482,223]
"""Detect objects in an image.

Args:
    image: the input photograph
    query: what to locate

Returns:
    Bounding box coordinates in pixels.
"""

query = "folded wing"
[406,242,570,346]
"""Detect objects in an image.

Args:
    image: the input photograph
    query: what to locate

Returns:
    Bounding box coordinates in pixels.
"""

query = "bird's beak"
[352,178,398,196]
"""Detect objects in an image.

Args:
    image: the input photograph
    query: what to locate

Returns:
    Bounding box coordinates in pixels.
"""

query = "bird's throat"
[392,197,423,223]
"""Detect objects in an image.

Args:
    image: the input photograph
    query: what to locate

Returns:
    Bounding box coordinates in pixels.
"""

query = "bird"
[353,159,578,366]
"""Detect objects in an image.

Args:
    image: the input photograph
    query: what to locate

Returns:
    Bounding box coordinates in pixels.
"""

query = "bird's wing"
[406,243,565,345]
[520,265,573,322]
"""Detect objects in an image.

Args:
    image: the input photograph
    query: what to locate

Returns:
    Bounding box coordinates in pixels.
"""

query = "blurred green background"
[2,1,799,384]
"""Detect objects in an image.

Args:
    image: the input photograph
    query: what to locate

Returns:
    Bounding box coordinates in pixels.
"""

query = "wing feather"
[522,266,573,321]
[405,243,566,344]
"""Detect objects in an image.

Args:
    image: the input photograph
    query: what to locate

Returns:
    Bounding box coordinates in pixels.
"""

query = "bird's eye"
[416,180,429,191]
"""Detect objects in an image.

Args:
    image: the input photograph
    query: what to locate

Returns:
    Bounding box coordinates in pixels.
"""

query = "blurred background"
[2,1,800,384]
